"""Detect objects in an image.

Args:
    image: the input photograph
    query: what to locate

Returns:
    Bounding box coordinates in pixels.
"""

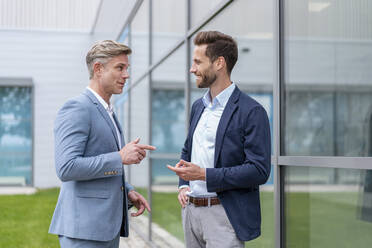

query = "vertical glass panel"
[188,1,275,246]
[190,0,274,125]
[285,166,372,248]
[118,26,129,44]
[151,45,186,246]
[131,0,149,81]
[151,158,184,244]
[191,0,224,28]
[128,76,150,239]
[283,0,372,156]
[152,0,186,63]
[0,86,32,186]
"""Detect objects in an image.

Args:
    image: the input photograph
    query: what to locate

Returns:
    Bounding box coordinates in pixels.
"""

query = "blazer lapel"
[84,89,121,150]
[112,112,125,148]
[214,87,240,167]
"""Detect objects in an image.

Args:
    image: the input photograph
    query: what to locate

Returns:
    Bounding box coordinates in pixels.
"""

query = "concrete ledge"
[0,187,37,195]
[122,213,184,248]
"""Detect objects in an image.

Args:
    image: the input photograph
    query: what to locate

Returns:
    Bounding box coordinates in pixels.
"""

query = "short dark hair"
[194,31,238,75]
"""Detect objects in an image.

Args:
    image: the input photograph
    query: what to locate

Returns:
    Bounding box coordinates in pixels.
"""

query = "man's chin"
[197,82,209,89]
[196,80,205,88]
[113,88,123,94]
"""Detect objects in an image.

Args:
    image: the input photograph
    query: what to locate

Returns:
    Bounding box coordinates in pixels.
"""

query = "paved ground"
[119,228,151,248]
[120,214,185,248]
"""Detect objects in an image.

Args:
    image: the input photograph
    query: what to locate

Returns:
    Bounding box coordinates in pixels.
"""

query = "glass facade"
[152,0,186,63]
[0,86,32,186]
[113,0,372,247]
[284,166,372,248]
[283,0,372,157]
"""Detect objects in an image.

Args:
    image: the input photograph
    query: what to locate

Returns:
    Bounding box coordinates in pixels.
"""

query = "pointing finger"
[137,144,156,150]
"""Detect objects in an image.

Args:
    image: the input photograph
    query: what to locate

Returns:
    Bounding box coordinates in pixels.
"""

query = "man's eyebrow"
[116,63,129,66]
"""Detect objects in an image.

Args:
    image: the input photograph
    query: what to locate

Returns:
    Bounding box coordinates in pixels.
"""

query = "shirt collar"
[202,83,236,108]
[87,87,113,113]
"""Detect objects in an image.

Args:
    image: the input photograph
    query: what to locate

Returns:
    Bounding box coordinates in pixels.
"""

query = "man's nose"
[122,70,130,79]
[190,65,196,73]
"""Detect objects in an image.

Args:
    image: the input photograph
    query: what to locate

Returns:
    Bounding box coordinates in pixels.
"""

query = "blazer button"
[121,186,124,191]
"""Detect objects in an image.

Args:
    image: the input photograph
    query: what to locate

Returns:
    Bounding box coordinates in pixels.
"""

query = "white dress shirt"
[185,83,236,197]
[87,87,122,148]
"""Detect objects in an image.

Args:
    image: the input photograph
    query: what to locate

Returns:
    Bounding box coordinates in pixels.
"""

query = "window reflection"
[283,0,372,156]
[0,86,32,186]
[285,166,372,248]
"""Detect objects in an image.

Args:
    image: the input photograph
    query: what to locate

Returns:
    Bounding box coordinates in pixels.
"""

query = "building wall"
[0,30,95,187]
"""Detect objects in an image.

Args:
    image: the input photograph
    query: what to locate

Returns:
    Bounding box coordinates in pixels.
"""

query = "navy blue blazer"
[179,86,271,241]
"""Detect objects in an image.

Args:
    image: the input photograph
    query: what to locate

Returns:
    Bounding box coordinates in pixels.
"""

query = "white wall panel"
[0,0,100,32]
[0,30,95,188]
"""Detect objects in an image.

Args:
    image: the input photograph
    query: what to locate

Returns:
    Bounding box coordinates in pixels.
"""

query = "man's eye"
[118,66,123,70]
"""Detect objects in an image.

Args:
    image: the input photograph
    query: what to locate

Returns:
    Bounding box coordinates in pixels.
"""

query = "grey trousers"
[58,233,120,248]
[182,203,244,248]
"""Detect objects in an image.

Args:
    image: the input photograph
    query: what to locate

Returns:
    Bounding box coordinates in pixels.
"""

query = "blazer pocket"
[76,190,109,199]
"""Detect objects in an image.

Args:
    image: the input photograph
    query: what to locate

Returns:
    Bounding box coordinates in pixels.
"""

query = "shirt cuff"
[179,185,190,190]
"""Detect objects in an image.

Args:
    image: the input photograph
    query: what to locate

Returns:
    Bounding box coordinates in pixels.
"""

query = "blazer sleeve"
[206,105,271,192]
[54,99,123,182]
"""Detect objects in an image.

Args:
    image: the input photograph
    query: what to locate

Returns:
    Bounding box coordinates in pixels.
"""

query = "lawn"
[1,188,371,248]
[0,188,60,248]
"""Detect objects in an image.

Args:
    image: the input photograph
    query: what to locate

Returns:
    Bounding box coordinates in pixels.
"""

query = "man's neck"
[209,75,232,100]
[89,80,111,104]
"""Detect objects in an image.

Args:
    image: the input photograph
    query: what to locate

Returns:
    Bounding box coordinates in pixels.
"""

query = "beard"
[197,70,217,88]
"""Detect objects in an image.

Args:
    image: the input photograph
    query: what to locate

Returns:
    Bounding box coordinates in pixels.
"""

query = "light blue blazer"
[49,89,134,241]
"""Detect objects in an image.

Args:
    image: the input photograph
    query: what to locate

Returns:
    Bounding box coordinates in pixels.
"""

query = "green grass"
[0,188,60,248]
[2,188,372,248]
[286,192,372,248]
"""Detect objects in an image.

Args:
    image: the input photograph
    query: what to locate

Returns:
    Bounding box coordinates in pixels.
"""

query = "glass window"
[190,0,274,121]
[128,76,150,238]
[152,0,186,63]
[284,166,372,248]
[151,44,186,245]
[0,86,32,186]
[131,0,149,82]
[190,0,224,28]
[283,0,372,156]
[188,1,275,246]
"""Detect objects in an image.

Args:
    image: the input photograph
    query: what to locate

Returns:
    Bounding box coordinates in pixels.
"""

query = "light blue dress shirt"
[184,83,236,197]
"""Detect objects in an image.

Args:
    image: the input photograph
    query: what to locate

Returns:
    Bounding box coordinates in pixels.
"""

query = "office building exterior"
[1,0,371,247]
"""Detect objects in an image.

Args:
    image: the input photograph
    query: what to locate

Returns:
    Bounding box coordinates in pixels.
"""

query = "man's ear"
[215,56,226,72]
[93,62,103,78]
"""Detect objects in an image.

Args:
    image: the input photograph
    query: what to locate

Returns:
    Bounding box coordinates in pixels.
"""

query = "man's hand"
[128,190,151,217]
[119,138,156,165]
[167,160,206,181]
[178,187,190,208]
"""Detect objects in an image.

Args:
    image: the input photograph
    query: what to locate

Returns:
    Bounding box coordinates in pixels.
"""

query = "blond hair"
[86,40,132,79]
